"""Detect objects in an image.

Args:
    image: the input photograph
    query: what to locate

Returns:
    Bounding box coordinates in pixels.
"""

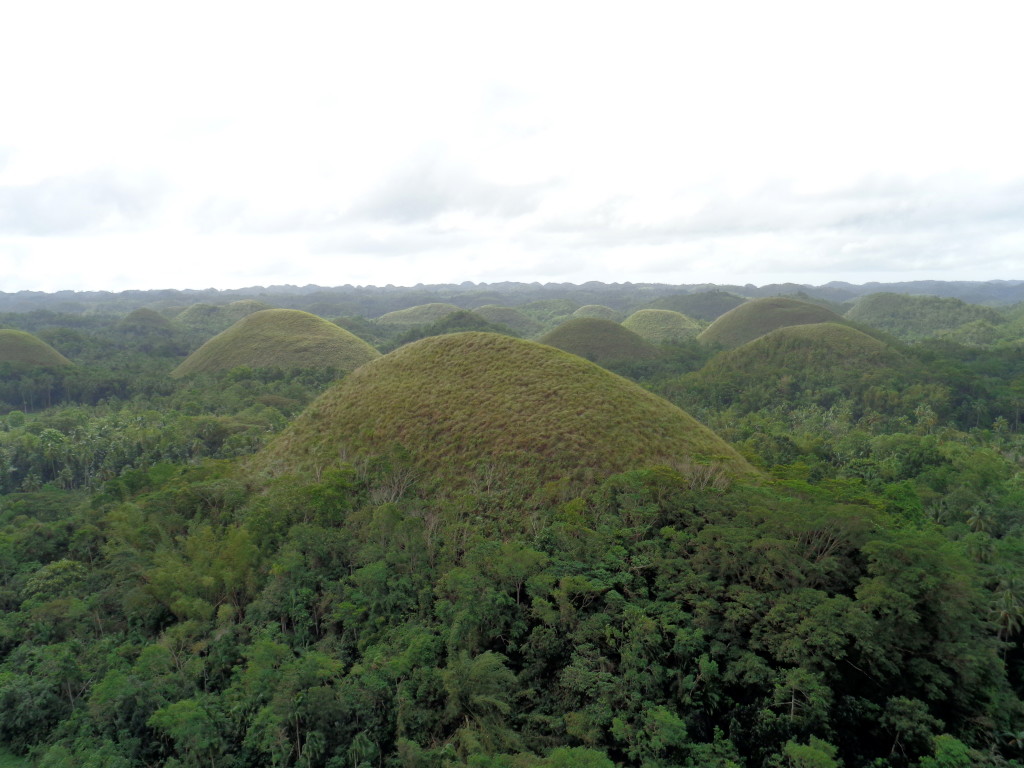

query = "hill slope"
[538,318,659,365]
[646,290,747,321]
[698,297,843,348]
[250,332,754,486]
[471,306,543,336]
[623,309,701,343]
[0,330,73,366]
[171,309,380,377]
[375,303,462,326]
[845,292,1006,340]
[682,322,913,413]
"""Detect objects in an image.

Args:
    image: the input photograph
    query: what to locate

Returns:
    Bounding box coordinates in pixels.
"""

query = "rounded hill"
[250,332,754,486]
[845,292,1005,340]
[646,291,747,321]
[538,318,659,366]
[623,309,701,344]
[118,308,173,333]
[697,297,844,348]
[0,330,73,367]
[375,303,462,326]
[682,323,913,413]
[572,304,623,322]
[171,310,380,377]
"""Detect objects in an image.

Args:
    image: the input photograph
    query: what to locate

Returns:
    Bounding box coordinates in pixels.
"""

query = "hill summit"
[697,297,844,348]
[0,330,73,367]
[538,318,659,366]
[250,332,754,487]
[171,309,380,377]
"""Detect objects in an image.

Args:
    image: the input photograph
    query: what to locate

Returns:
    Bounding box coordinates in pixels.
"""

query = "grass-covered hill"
[117,307,173,333]
[375,303,462,326]
[251,332,754,487]
[0,330,73,367]
[697,296,844,348]
[471,305,543,336]
[679,322,914,414]
[622,309,701,344]
[171,309,380,377]
[571,304,623,322]
[646,290,747,321]
[845,292,1007,340]
[538,318,660,366]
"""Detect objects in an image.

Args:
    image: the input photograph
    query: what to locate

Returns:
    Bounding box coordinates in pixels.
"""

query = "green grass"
[250,332,755,487]
[0,749,29,767]
[572,304,623,321]
[697,297,843,348]
[0,329,73,366]
[622,309,701,343]
[375,303,462,326]
[171,309,380,377]
[538,318,660,366]
[472,305,543,336]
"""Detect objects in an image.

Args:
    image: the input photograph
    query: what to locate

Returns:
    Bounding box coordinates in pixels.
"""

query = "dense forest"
[2,280,1024,767]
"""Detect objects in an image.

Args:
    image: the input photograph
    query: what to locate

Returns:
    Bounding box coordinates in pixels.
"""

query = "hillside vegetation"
[538,318,660,366]
[251,332,754,488]
[172,309,380,377]
[0,330,73,366]
[646,290,746,320]
[678,322,915,415]
[845,292,1007,340]
[622,309,701,343]
[572,304,624,321]
[471,305,543,336]
[375,302,462,326]
[698,296,844,347]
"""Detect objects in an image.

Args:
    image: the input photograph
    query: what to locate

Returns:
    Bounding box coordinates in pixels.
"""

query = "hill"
[471,305,543,336]
[538,318,660,366]
[117,307,173,333]
[171,309,380,377]
[622,309,701,344]
[572,304,623,322]
[697,297,844,348]
[681,322,913,414]
[375,303,462,326]
[0,330,73,367]
[250,332,754,487]
[844,292,1006,340]
[646,290,747,321]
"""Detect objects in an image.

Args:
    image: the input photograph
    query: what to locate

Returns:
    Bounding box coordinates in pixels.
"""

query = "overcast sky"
[1,1,1022,292]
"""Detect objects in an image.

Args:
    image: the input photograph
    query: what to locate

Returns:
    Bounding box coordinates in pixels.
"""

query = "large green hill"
[251,332,754,487]
[645,290,746,321]
[845,292,1006,340]
[622,309,701,344]
[538,318,659,366]
[171,309,380,377]
[0,330,73,367]
[697,297,843,348]
[572,304,623,322]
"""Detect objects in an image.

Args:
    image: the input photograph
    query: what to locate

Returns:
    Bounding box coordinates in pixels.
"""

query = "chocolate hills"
[538,318,660,366]
[844,292,1006,340]
[697,297,844,348]
[572,304,624,322]
[250,332,754,487]
[682,322,913,412]
[171,309,380,377]
[375,303,462,326]
[471,306,543,336]
[622,309,701,344]
[0,330,73,367]
[645,290,747,321]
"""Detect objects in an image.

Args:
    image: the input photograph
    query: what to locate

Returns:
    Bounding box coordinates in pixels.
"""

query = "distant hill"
[0,330,73,367]
[375,303,462,326]
[117,308,173,334]
[172,309,380,377]
[844,292,1006,341]
[250,332,755,488]
[572,304,624,322]
[471,306,543,336]
[539,318,660,366]
[698,297,844,348]
[622,309,701,344]
[645,291,747,321]
[682,322,914,413]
